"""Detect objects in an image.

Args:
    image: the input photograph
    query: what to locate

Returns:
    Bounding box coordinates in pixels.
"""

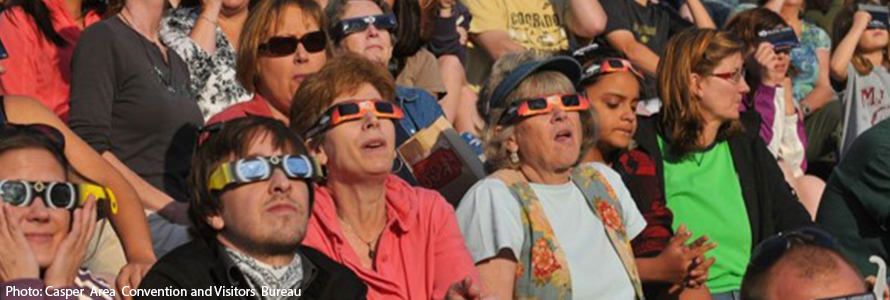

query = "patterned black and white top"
[160,7,253,120]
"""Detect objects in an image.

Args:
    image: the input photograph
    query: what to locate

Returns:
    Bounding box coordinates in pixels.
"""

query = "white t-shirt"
[456,162,647,299]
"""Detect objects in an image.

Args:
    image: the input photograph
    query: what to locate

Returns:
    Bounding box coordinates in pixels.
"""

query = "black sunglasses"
[331,14,397,42]
[258,31,327,57]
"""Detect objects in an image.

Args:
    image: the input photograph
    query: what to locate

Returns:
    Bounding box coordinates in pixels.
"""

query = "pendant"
[369,250,376,260]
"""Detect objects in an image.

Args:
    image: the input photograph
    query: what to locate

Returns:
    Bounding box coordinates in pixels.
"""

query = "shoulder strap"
[497,169,574,299]
[571,165,645,299]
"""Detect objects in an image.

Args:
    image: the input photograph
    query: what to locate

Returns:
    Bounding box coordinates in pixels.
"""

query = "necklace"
[339,217,386,260]
[118,10,179,95]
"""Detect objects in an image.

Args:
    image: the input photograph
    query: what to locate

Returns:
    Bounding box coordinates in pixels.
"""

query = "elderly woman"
[455,51,647,299]
[624,28,812,299]
[290,53,480,300]
[578,53,716,300]
[207,0,328,125]
[325,0,444,145]
[160,0,257,119]
[0,125,107,299]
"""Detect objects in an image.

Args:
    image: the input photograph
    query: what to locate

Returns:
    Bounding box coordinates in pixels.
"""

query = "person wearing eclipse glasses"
[290,53,481,300]
[0,124,117,300]
[577,47,717,300]
[454,51,648,299]
[324,0,446,151]
[206,0,329,126]
[138,116,366,300]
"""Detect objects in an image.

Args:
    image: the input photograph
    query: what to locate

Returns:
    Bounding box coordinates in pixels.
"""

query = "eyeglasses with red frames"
[498,94,590,125]
[580,58,643,85]
[710,68,746,84]
[305,100,404,138]
[258,31,328,57]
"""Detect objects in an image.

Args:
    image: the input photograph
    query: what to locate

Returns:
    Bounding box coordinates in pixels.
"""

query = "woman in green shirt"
[626,28,813,299]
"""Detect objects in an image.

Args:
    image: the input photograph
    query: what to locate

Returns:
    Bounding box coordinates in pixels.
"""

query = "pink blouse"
[0,0,101,121]
[303,175,479,300]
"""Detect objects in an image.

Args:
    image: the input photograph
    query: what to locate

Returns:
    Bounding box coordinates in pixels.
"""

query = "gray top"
[69,16,203,202]
[837,63,890,158]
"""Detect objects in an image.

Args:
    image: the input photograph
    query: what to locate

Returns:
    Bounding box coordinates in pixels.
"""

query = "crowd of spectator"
[1,0,890,299]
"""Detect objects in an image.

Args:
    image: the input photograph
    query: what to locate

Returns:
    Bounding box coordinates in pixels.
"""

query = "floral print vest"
[497,165,644,300]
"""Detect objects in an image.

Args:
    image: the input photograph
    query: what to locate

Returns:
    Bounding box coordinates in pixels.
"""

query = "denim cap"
[482,56,583,118]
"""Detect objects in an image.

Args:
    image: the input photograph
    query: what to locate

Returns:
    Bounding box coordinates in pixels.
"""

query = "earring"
[510,151,520,164]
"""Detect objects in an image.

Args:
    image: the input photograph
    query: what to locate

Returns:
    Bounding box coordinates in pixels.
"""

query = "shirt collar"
[313,175,418,240]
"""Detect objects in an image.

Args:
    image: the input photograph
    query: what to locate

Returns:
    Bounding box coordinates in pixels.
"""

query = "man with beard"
[138,117,366,299]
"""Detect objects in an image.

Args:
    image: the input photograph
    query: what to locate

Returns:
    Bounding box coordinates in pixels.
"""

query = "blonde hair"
[657,28,746,158]
[481,51,598,171]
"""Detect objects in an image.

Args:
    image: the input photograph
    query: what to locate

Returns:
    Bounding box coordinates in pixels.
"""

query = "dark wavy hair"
[189,117,315,240]
[2,0,106,47]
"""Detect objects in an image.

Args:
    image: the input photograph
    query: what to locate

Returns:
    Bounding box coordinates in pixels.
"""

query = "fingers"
[691,241,718,257]
[669,225,692,248]
[687,235,709,249]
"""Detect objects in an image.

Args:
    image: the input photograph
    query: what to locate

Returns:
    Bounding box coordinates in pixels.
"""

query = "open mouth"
[554,129,573,143]
[24,233,53,243]
[361,137,387,151]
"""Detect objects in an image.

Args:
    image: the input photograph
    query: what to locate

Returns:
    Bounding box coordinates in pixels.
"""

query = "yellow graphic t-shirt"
[463,0,569,88]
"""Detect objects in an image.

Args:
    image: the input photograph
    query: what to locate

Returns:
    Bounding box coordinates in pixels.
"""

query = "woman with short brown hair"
[291,53,481,300]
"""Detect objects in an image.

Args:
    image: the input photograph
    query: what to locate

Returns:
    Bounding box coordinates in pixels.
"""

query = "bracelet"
[198,15,218,26]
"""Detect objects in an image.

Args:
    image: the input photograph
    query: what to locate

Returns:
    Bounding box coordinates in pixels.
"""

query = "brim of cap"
[488,56,583,112]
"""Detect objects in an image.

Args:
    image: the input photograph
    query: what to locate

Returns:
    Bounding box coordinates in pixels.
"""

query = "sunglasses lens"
[374,15,396,30]
[285,157,311,178]
[0,181,27,206]
[262,37,298,56]
[337,103,361,116]
[342,18,370,36]
[49,183,74,208]
[527,99,548,110]
[238,158,270,181]
[374,102,394,114]
[302,31,327,53]
[562,95,581,107]
[607,59,624,69]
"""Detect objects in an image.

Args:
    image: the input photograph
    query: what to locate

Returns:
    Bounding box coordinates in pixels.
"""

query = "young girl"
[830,6,890,158]
[725,8,824,219]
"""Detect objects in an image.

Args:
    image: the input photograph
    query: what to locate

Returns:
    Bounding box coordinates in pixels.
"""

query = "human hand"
[116,258,156,300]
[754,42,784,86]
[0,203,40,282]
[44,197,97,288]
[444,277,495,300]
[685,240,717,289]
[854,11,874,30]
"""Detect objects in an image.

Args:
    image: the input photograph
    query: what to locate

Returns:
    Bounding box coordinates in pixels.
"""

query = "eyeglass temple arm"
[871,256,887,299]
[78,184,119,215]
[208,163,236,191]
